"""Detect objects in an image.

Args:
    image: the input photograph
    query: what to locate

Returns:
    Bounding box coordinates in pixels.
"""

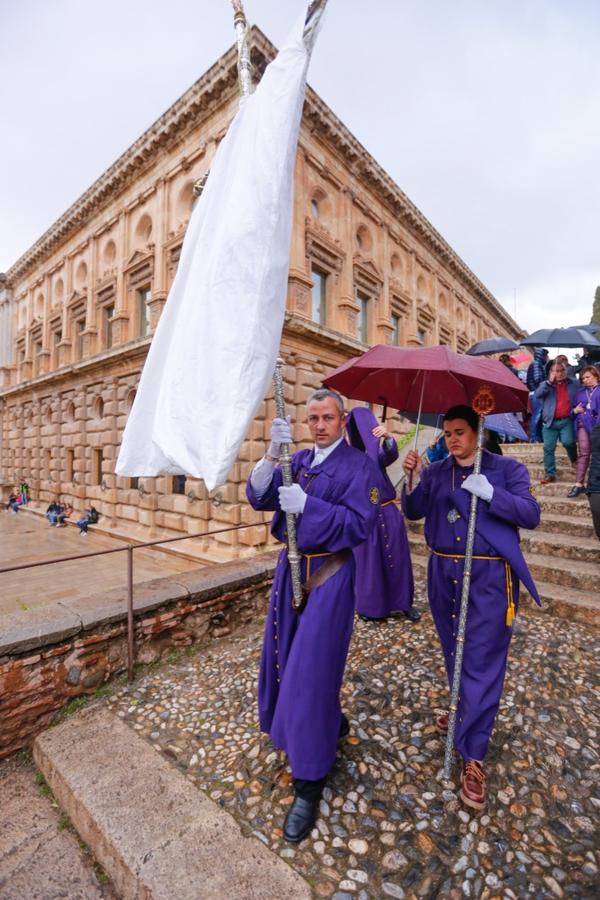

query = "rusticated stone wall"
[0,554,276,759]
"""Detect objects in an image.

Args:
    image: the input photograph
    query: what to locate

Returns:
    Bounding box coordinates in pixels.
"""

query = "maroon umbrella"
[323,344,528,415]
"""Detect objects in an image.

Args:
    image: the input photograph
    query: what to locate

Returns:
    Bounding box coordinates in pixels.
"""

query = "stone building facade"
[0,28,522,560]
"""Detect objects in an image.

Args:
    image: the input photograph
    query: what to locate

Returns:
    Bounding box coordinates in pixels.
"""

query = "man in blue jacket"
[534,361,578,484]
[526,348,548,442]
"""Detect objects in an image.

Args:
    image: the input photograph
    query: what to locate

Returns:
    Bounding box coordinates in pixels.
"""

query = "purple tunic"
[573,385,600,433]
[346,408,414,618]
[247,441,380,780]
[402,451,540,761]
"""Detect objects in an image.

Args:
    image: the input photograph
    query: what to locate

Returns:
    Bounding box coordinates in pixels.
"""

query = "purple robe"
[573,384,600,433]
[246,441,380,780]
[402,451,540,761]
[346,408,414,618]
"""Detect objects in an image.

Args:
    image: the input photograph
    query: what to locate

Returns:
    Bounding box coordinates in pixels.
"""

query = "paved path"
[0,509,199,617]
[0,754,117,900]
[102,589,599,899]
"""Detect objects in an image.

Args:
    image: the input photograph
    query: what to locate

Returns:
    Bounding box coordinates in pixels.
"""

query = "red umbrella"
[323,345,529,415]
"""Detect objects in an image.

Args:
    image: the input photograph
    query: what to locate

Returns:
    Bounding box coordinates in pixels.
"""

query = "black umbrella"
[571,322,600,335]
[523,327,600,348]
[466,337,521,356]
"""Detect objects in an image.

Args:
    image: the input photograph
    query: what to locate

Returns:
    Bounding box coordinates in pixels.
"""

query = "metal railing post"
[126,544,134,682]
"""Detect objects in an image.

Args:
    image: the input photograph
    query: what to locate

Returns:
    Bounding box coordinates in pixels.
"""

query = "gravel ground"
[105,588,600,899]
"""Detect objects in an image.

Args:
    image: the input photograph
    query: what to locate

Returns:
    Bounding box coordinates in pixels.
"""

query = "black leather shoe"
[339,713,350,740]
[404,607,422,622]
[283,796,319,843]
[567,485,584,498]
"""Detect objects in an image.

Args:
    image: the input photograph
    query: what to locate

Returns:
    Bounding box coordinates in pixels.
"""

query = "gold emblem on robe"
[369,487,380,505]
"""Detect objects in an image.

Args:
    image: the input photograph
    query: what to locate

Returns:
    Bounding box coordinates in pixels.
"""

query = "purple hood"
[346,407,380,462]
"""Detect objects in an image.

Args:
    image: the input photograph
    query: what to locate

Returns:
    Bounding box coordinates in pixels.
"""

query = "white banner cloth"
[116,7,320,490]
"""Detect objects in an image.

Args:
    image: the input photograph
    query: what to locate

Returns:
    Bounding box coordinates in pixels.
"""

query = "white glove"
[461,473,494,503]
[278,484,307,514]
[268,416,292,460]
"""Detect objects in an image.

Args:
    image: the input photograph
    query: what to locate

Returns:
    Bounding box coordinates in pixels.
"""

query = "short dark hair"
[443,404,479,433]
[307,388,345,414]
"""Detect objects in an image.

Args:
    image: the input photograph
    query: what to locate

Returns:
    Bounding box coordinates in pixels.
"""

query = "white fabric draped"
[116,6,322,490]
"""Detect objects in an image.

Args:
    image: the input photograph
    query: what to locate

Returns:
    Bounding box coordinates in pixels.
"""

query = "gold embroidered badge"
[529,485,536,496]
[369,487,380,505]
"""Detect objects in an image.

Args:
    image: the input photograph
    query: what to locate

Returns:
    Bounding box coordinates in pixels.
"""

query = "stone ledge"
[33,707,311,900]
[0,551,278,658]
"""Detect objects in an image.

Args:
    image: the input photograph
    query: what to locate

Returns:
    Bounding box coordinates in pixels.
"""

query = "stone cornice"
[4,27,522,340]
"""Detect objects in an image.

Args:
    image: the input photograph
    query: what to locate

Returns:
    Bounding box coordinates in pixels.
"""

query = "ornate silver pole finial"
[272,357,304,611]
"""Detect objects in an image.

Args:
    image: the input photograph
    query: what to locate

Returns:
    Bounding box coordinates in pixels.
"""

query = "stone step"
[522,551,597,592]
[408,553,599,627]
[538,497,593,519]
[532,481,586,498]
[541,513,596,539]
[526,465,576,481]
[33,707,311,900]
[521,530,600,563]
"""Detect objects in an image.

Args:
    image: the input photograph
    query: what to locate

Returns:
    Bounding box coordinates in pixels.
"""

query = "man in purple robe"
[247,388,380,841]
[402,405,540,811]
[346,407,418,621]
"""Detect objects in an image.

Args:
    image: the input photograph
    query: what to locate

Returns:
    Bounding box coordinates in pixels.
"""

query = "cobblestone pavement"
[105,590,600,899]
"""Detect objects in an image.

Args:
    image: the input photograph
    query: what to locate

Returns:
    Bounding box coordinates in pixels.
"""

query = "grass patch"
[57,811,73,832]
[63,695,89,716]
[35,770,52,798]
[397,422,432,451]
[93,861,110,885]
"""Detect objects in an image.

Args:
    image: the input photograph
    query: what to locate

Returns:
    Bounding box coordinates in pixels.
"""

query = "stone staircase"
[405,443,599,626]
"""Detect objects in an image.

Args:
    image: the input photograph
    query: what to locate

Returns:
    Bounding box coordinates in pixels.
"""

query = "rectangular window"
[33,340,43,375]
[391,314,400,345]
[417,327,427,345]
[52,329,62,368]
[104,305,115,349]
[66,448,74,481]
[356,292,369,343]
[137,287,151,337]
[311,269,327,326]
[172,474,186,495]
[129,477,139,490]
[93,448,103,485]
[75,318,86,359]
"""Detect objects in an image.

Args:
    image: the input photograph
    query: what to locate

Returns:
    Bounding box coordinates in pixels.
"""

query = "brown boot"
[460,760,486,811]
[435,713,449,734]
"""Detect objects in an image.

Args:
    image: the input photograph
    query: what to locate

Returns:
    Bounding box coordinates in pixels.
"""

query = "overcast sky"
[1,0,599,334]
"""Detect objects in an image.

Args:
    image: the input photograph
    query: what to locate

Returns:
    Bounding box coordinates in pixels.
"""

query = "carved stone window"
[172,474,186,495]
[356,291,370,344]
[96,283,116,350]
[310,267,328,326]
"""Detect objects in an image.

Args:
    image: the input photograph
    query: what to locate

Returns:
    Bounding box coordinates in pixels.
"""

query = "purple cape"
[346,408,414,617]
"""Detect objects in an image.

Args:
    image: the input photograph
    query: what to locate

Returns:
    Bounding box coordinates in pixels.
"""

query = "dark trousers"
[589,493,600,541]
[293,776,326,802]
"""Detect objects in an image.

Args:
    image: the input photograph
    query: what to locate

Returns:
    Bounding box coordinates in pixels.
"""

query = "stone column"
[287,149,312,317]
[336,188,358,337]
[149,178,169,328]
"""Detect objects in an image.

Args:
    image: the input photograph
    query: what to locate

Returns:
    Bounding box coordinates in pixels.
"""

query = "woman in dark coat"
[587,421,600,540]
[346,408,418,622]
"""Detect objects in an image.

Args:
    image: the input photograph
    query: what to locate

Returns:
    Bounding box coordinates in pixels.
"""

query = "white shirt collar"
[311,436,344,468]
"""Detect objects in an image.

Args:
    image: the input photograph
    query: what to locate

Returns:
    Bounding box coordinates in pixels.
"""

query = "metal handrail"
[1,519,271,682]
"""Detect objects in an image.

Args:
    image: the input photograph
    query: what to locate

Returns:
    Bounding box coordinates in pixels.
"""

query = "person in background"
[19,480,29,504]
[77,505,99,535]
[56,502,73,527]
[535,362,578,484]
[587,421,600,540]
[567,366,600,497]
[7,491,19,513]
[46,498,63,525]
[526,348,549,442]
[426,433,449,464]
[499,354,519,378]
[346,407,418,623]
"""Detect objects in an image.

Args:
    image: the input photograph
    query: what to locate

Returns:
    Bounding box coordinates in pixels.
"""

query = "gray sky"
[1,0,599,334]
